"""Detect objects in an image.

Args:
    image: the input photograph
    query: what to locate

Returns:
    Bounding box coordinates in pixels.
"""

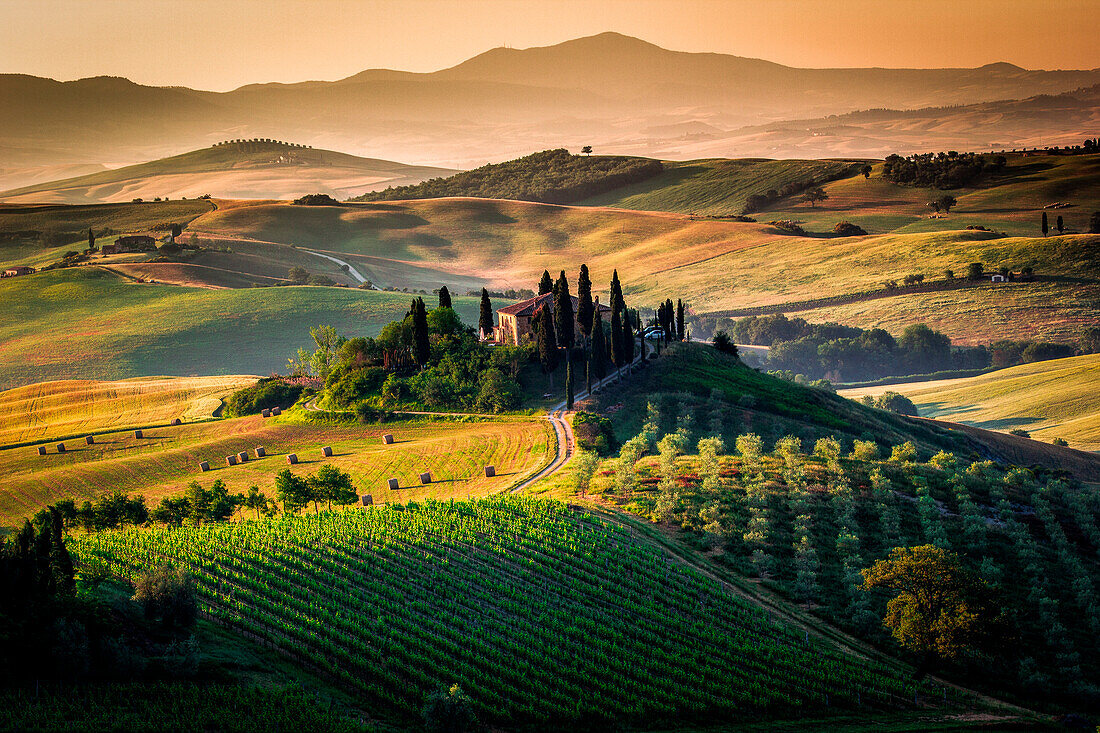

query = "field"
[839,354,1100,450]
[0,375,256,446]
[0,409,551,527]
[0,267,493,388]
[69,496,943,728]
[0,143,457,204]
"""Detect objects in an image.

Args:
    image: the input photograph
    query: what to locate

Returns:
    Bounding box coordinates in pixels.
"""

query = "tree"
[576,264,594,340]
[675,299,685,341]
[936,195,957,214]
[712,330,739,357]
[1056,215,1064,234]
[422,683,478,733]
[308,465,357,511]
[478,288,493,339]
[275,469,310,513]
[412,298,430,368]
[803,187,828,207]
[581,145,593,156]
[609,296,624,372]
[966,262,984,281]
[437,286,452,309]
[243,486,267,519]
[573,451,600,497]
[170,223,182,240]
[861,164,873,178]
[590,307,607,380]
[535,303,559,388]
[565,355,574,409]
[288,266,310,284]
[553,270,574,348]
[538,270,553,295]
[87,228,96,251]
[134,563,197,629]
[1041,211,1049,236]
[861,545,998,662]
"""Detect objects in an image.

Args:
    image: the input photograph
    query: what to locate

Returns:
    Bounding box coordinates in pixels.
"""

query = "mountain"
[0,141,458,204]
[2,33,1098,172]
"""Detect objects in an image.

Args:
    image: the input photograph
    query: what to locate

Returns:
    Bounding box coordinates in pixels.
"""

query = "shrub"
[712,330,739,357]
[833,221,868,236]
[850,440,879,461]
[133,564,197,629]
[1009,428,1030,438]
[1051,437,1068,447]
[889,441,918,463]
[422,684,479,733]
[874,391,919,416]
[572,412,616,455]
[767,220,807,235]
[292,193,341,206]
[224,378,303,417]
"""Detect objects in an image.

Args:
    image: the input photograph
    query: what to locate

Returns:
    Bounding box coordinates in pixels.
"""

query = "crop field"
[0,413,550,527]
[839,354,1100,450]
[0,375,257,447]
[70,496,938,727]
[0,268,490,388]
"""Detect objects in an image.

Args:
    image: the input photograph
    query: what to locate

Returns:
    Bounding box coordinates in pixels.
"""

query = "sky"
[2,0,1098,90]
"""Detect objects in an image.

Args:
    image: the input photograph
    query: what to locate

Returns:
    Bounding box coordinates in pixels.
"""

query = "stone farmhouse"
[2,265,35,278]
[102,234,158,255]
[493,293,611,345]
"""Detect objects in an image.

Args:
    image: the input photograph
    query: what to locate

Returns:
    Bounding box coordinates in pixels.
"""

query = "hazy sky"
[2,0,1097,90]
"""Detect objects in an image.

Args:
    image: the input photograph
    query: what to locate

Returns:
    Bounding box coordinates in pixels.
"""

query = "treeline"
[883,151,1007,189]
[742,164,860,214]
[720,314,1081,382]
[352,149,663,205]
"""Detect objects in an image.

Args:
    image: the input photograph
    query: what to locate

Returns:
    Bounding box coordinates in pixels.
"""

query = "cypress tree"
[538,270,553,295]
[554,270,574,348]
[87,228,95,250]
[623,307,635,365]
[610,270,623,312]
[1056,215,1064,234]
[576,264,594,339]
[591,308,607,380]
[676,299,685,341]
[478,288,493,339]
[49,508,74,596]
[566,355,574,409]
[536,303,559,388]
[412,298,430,368]
[1041,211,1049,236]
[438,285,452,309]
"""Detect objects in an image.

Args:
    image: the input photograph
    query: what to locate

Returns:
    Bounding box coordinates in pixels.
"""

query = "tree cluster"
[882,151,1007,189]
[354,149,664,205]
[274,466,358,514]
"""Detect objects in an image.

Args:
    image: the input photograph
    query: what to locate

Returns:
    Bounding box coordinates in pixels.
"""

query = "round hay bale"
[36,446,47,456]
[226,455,237,466]
[321,446,333,457]
[56,443,66,453]
[172,418,182,426]
[382,434,395,445]
[85,435,95,445]
[419,472,432,485]
[484,465,496,477]
[134,429,143,439]
[237,451,248,462]
[271,407,282,416]
[286,453,298,465]
[360,494,373,506]
[255,446,266,458]
[261,409,271,418]
[199,461,210,472]
[387,478,399,490]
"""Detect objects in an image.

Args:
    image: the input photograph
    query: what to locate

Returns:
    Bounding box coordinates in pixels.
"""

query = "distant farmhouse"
[102,234,158,255]
[493,292,610,345]
[1,265,35,278]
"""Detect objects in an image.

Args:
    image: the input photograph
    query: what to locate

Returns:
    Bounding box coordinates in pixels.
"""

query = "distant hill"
[0,141,458,204]
[352,149,663,204]
[3,33,1098,171]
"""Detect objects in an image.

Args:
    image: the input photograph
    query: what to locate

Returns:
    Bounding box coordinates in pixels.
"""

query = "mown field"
[0,268,490,388]
[840,354,1100,451]
[0,375,256,446]
[70,496,950,728]
[0,411,551,527]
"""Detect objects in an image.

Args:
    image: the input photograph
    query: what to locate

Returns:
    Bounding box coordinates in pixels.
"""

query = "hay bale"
[419,472,432,485]
[261,408,271,418]
[387,478,399,490]
[360,494,373,506]
[85,435,95,445]
[255,446,266,458]
[199,461,210,472]
[484,465,496,477]
[134,429,143,439]
[286,453,298,465]
[226,455,237,466]
[36,446,46,456]
[172,418,182,426]
[382,434,394,445]
[321,446,333,457]
[56,443,66,453]
[271,407,282,416]
[237,451,248,463]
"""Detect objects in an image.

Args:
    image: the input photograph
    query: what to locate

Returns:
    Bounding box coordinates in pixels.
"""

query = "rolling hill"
[3,33,1099,174]
[839,354,1100,451]
[0,141,458,204]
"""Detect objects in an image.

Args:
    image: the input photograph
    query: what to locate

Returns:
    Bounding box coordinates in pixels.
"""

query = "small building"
[102,234,157,255]
[493,293,610,346]
[990,274,1007,283]
[2,266,35,278]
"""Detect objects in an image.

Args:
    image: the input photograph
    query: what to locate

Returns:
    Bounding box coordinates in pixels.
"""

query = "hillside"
[840,354,1100,451]
[353,148,663,205]
[0,141,458,204]
[0,268,494,388]
[4,33,1099,172]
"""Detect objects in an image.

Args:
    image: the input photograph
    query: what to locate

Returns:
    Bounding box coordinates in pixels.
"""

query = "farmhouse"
[493,292,610,346]
[102,234,157,254]
[2,265,35,278]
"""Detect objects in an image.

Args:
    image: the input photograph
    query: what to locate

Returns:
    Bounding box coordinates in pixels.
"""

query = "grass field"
[579,158,863,216]
[839,354,1100,451]
[0,375,257,447]
[0,268,493,388]
[0,411,551,527]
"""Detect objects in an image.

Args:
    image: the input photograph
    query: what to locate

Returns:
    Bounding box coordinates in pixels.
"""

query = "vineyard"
[70,496,939,727]
[595,396,1100,705]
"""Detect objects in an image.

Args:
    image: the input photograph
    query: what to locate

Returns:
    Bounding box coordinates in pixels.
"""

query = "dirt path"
[302,249,373,287]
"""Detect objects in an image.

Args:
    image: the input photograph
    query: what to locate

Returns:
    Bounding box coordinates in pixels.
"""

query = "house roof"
[497,292,612,318]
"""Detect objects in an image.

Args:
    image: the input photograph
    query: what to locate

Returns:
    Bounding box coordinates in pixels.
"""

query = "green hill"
[0,267,492,389]
[0,141,457,204]
[353,148,663,204]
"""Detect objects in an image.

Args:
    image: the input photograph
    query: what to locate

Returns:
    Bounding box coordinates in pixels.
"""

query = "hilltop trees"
[539,270,553,295]
[479,288,493,339]
[883,151,1005,189]
[861,164,873,178]
[438,286,452,309]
